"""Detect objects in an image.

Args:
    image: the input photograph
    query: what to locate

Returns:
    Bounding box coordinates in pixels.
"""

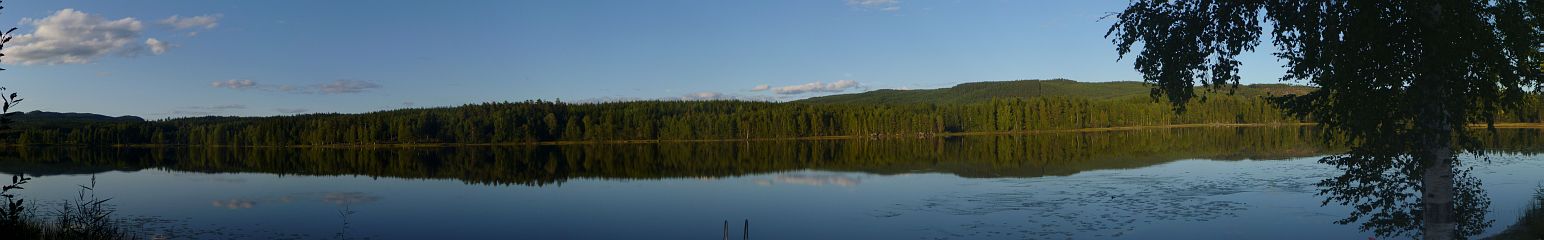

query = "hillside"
[11,111,144,128]
[795,79,1314,104]
[7,79,1535,147]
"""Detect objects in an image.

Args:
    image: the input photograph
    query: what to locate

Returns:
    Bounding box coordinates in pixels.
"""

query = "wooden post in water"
[742,219,749,240]
[723,220,729,240]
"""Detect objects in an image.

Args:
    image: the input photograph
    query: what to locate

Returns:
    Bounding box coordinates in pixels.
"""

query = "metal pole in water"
[742,219,749,240]
[723,220,729,240]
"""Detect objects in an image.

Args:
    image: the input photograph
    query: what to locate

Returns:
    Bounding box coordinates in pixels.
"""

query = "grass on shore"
[1,175,136,240]
[1491,187,1544,240]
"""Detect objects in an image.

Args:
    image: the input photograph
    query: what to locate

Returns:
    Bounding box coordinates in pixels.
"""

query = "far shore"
[9,122,1544,148]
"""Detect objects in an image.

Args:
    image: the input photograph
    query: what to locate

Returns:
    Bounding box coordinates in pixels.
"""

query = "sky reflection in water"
[4,155,1539,239]
[1,128,1541,239]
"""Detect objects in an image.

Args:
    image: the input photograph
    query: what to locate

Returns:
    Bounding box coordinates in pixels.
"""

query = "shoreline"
[10,122,1544,148]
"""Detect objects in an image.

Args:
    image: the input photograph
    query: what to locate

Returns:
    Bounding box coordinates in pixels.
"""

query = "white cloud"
[276,84,301,93]
[318,80,381,94]
[680,91,727,100]
[2,9,153,65]
[848,0,897,6]
[750,84,770,91]
[573,96,645,103]
[157,104,248,116]
[211,79,258,89]
[847,0,900,11]
[210,79,381,94]
[275,108,309,114]
[162,110,216,116]
[192,104,246,110]
[145,38,171,54]
[771,80,862,94]
[676,91,781,101]
[159,14,221,30]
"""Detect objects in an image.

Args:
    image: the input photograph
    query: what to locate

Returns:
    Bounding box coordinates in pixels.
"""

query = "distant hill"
[795,79,1313,105]
[11,111,144,127]
[4,78,1540,147]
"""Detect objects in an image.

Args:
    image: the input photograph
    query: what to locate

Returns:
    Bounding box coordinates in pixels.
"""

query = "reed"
[0,175,136,240]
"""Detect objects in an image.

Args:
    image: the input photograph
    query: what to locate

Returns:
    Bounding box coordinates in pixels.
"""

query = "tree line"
[5,94,1542,146]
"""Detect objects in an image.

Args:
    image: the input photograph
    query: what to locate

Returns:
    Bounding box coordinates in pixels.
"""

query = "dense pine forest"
[5,80,1542,146]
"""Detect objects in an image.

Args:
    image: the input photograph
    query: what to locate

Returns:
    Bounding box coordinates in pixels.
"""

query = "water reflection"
[322,192,381,205]
[0,127,1359,185]
[210,199,256,209]
[0,127,1539,239]
[766,173,862,187]
[880,160,1324,238]
[179,174,246,183]
[205,192,383,210]
[0,127,1540,187]
[1494,187,1544,239]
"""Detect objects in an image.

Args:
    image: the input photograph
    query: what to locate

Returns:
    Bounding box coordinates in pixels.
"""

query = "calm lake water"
[1,127,1542,239]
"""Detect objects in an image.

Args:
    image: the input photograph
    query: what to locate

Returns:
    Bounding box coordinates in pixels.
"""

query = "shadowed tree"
[1108,1,1543,239]
[0,0,17,132]
[0,0,28,236]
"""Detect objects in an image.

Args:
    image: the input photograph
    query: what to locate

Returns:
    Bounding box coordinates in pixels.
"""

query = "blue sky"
[0,0,1285,118]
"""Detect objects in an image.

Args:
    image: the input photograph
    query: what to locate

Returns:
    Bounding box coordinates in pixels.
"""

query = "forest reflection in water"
[2,127,1541,186]
[1,127,1543,239]
[0,127,1331,183]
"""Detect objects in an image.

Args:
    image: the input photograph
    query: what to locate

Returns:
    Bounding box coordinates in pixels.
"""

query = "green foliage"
[8,85,1543,147]
[4,93,1311,146]
[6,79,1538,147]
[19,94,1544,148]
[43,177,130,240]
[1,175,30,235]
[0,175,133,240]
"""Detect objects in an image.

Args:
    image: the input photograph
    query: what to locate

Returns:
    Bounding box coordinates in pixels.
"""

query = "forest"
[4,80,1543,146]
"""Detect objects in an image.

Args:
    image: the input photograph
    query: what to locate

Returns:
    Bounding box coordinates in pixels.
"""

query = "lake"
[1,127,1541,239]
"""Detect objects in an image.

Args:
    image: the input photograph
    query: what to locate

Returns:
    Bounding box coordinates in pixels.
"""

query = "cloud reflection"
[322,192,382,205]
[210,199,256,209]
[762,173,863,187]
[208,191,383,210]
